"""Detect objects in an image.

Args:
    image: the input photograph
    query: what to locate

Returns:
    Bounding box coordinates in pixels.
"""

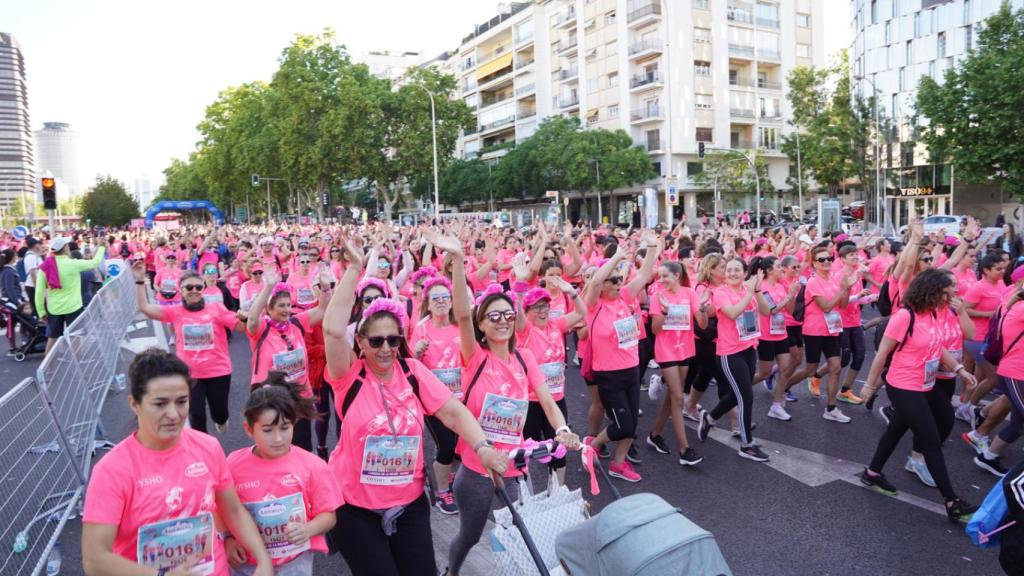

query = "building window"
[796,44,810,58]
[914,12,921,37]
[608,104,619,119]
[893,0,900,18]
[608,71,619,87]
[687,162,704,177]
[588,78,599,93]
[696,127,713,142]
[965,25,973,50]
[964,0,972,25]
[606,11,616,25]
[898,66,905,90]
[906,40,913,65]
[759,127,778,150]
[796,13,811,28]
[694,27,711,43]
[606,40,617,54]
[695,94,713,110]
[646,130,661,151]
[929,60,936,80]
[891,93,899,121]
[937,31,946,58]
[870,0,877,24]
[694,60,711,76]
[884,20,891,44]
[693,0,709,9]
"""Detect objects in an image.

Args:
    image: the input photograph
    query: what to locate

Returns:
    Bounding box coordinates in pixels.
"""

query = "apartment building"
[0,33,34,210]
[455,0,824,225]
[851,0,1024,229]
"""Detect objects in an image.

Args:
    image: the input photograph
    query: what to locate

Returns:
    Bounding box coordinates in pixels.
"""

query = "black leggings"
[189,374,231,433]
[839,326,867,371]
[996,376,1024,444]
[330,494,437,576]
[315,386,341,450]
[711,348,757,445]
[869,382,958,501]
[425,415,458,466]
[523,398,568,470]
[684,339,717,394]
[638,317,655,378]
[594,366,640,442]
[911,378,955,452]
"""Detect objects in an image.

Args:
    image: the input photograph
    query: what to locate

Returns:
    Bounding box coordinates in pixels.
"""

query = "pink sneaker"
[608,460,642,483]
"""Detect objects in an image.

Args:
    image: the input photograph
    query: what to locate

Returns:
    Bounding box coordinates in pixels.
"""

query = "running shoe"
[738,445,770,462]
[682,407,701,422]
[945,498,978,524]
[648,359,660,370]
[767,403,792,421]
[763,371,776,392]
[904,457,936,488]
[608,460,642,482]
[435,489,459,515]
[808,376,821,397]
[879,404,894,425]
[954,402,974,424]
[974,454,1008,477]
[646,433,670,455]
[823,407,852,423]
[679,448,704,466]
[961,431,989,455]
[215,420,229,434]
[626,444,643,464]
[731,422,757,437]
[646,374,663,400]
[972,405,986,432]
[837,390,863,405]
[598,444,611,459]
[698,410,713,442]
[860,469,899,496]
[785,390,798,402]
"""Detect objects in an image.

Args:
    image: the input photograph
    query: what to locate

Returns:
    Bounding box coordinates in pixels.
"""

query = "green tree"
[691,150,774,199]
[81,176,139,227]
[156,156,210,203]
[916,3,1024,199]
[436,158,490,207]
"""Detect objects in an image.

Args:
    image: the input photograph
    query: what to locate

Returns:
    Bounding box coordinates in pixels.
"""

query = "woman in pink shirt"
[683,252,725,420]
[201,263,228,306]
[134,264,241,434]
[748,256,801,421]
[226,372,342,575]
[963,253,1009,402]
[697,257,771,462]
[858,269,978,523]
[82,349,273,576]
[646,260,707,465]
[154,252,183,305]
[322,240,505,576]
[237,261,264,320]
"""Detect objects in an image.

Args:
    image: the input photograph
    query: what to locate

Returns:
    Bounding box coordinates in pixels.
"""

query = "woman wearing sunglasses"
[322,241,506,576]
[246,266,331,452]
[133,263,243,434]
[238,261,265,321]
[153,252,183,305]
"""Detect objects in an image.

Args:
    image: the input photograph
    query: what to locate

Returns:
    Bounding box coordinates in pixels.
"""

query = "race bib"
[296,287,316,306]
[360,436,420,486]
[548,309,565,319]
[202,293,223,305]
[243,494,309,560]
[613,316,639,350]
[137,513,215,575]
[924,358,939,391]
[431,367,463,399]
[539,362,565,395]
[273,348,307,381]
[182,324,214,351]
[663,303,691,331]
[737,310,761,341]
[825,310,843,335]
[161,278,177,292]
[770,312,786,335]
[478,393,528,445]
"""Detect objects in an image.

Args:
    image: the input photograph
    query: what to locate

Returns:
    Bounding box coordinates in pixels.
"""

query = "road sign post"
[665,176,679,229]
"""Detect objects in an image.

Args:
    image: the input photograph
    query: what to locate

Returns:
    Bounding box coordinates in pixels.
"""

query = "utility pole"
[409,84,441,220]
[796,131,803,220]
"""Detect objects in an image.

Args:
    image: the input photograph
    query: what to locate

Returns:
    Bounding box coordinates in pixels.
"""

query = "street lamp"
[855,75,885,234]
[408,84,441,220]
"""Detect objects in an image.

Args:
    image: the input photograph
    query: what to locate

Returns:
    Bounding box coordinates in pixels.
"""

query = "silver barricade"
[0,269,139,575]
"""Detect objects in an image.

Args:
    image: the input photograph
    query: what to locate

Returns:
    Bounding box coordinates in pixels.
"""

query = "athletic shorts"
[964,339,988,366]
[786,325,804,348]
[804,334,841,364]
[757,338,791,362]
[657,358,692,369]
[45,309,81,339]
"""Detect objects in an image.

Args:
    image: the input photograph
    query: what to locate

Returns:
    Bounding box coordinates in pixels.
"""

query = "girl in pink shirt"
[748,256,801,422]
[201,264,227,306]
[82,349,272,576]
[321,240,506,576]
[238,262,264,319]
[683,252,725,420]
[226,372,342,575]
[646,260,707,465]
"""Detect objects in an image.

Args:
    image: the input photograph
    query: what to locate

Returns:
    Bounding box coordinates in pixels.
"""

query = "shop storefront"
[884,164,952,229]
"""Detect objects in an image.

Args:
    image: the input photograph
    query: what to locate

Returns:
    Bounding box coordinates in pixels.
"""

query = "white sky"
[2,0,851,191]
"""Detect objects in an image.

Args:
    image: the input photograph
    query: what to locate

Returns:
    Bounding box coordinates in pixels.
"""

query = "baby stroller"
[1,298,47,362]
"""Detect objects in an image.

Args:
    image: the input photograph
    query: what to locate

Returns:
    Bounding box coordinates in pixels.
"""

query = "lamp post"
[409,84,441,220]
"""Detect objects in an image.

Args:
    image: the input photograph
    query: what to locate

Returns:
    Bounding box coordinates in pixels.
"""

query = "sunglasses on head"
[366,335,403,349]
[361,295,382,305]
[181,284,204,292]
[279,332,295,351]
[815,256,835,263]
[330,248,341,253]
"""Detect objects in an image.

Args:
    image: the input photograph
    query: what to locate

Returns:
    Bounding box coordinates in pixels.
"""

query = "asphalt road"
[1,310,1013,576]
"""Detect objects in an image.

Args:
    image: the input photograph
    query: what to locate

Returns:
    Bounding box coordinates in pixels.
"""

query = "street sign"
[11,225,28,239]
[545,190,558,198]
[665,176,679,207]
[234,207,248,222]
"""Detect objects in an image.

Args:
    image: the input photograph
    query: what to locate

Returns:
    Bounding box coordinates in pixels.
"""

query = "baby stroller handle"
[494,481,552,576]
[590,455,623,501]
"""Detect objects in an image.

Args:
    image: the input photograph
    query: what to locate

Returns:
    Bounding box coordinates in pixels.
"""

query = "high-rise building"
[851,0,1023,229]
[35,122,82,198]
[454,0,825,225]
[359,49,425,82]
[0,33,34,210]
[133,175,154,211]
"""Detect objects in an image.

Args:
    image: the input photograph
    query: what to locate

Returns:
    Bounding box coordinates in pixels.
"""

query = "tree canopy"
[81,176,139,227]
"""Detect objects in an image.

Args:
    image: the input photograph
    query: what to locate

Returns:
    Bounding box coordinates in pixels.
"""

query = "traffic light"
[698,142,705,159]
[251,174,260,187]
[41,177,57,210]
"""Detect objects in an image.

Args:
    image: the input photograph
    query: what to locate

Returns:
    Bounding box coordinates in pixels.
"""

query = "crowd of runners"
[3,215,1024,575]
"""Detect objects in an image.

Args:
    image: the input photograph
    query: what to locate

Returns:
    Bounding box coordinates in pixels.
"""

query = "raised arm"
[550,276,587,327]
[584,245,625,308]
[427,230,475,364]
[245,268,279,336]
[131,260,163,321]
[323,242,363,380]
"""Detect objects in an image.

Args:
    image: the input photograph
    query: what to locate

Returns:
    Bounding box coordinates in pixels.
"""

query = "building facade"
[35,122,82,199]
[0,33,34,210]
[455,0,824,225]
[359,49,425,82]
[851,0,1024,229]
[133,174,154,211]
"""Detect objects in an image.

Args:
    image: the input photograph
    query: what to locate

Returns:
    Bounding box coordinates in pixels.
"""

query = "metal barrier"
[0,269,139,575]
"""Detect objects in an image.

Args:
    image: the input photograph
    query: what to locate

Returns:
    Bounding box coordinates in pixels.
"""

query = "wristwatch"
[473,439,494,453]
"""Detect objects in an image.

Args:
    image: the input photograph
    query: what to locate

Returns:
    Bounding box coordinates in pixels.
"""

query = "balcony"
[644,139,666,153]
[728,44,755,59]
[760,50,782,62]
[479,115,516,135]
[515,82,536,97]
[759,111,783,123]
[759,79,781,90]
[479,45,508,63]
[462,59,476,71]
[631,104,663,124]
[628,1,662,27]
[757,17,780,28]
[517,108,537,120]
[730,138,756,150]
[515,31,535,47]
[629,38,663,60]
[559,95,580,110]
[730,107,755,120]
[480,92,514,109]
[630,70,662,90]
[556,64,579,82]
[556,37,578,55]
[727,9,753,25]
[515,56,535,69]
[556,8,577,29]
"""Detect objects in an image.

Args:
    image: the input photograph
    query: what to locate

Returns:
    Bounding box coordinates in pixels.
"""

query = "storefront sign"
[887,186,951,198]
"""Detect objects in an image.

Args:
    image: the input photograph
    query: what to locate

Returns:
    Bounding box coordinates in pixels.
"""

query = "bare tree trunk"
[377,182,397,222]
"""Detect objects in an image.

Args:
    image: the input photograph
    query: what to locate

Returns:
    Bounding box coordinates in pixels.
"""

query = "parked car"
[844,201,866,221]
[897,214,965,236]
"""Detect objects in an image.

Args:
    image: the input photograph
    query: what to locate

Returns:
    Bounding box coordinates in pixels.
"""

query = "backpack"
[967,476,1012,548]
[252,317,306,370]
[984,300,1024,366]
[15,259,27,282]
[462,350,529,405]
[877,279,897,317]
[791,283,808,323]
[339,356,423,419]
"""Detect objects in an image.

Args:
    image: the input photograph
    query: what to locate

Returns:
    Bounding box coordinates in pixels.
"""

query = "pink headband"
[422,276,452,296]
[362,297,407,330]
[474,283,514,307]
[271,283,291,298]
[523,287,552,309]
[358,277,391,297]
[1012,266,1024,284]
[409,266,438,286]
[944,235,960,247]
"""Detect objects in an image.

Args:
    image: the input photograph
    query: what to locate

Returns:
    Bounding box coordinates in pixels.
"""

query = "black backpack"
[873,307,916,376]
[983,300,1024,366]
[877,279,897,317]
[462,350,529,405]
[791,283,808,322]
[340,356,424,419]
[693,283,718,341]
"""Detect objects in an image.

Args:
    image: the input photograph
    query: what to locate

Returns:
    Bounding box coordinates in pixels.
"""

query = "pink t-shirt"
[711,285,759,356]
[757,281,789,342]
[964,278,1004,340]
[953,266,976,297]
[497,249,516,283]
[868,254,895,295]
[223,269,245,299]
[516,316,570,401]
[832,265,864,328]
[458,345,542,477]
[286,269,319,310]
[248,311,314,396]
[161,303,238,379]
[239,280,261,312]
[649,286,698,362]
[154,267,183,304]
[82,429,233,573]
[325,358,451,509]
[996,300,1024,380]
[803,274,843,337]
[226,446,343,565]
[936,306,964,379]
[883,308,944,392]
[410,317,463,399]
[586,286,641,372]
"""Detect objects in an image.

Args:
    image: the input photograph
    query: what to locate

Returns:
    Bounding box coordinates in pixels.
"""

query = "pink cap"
[523,288,552,309]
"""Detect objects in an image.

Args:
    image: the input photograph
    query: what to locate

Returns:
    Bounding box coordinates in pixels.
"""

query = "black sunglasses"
[815,256,835,263]
[361,295,382,305]
[181,284,204,292]
[251,271,263,275]
[605,276,623,285]
[485,310,517,323]
[366,335,403,349]
[920,256,934,263]
[298,259,311,264]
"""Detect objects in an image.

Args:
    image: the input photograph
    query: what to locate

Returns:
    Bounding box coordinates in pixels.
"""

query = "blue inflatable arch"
[144,200,225,228]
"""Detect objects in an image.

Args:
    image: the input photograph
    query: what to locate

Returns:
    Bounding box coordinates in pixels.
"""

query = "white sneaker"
[648,374,664,402]
[767,404,792,421]
[647,359,659,369]
[215,420,229,434]
[823,407,851,423]
[954,403,974,423]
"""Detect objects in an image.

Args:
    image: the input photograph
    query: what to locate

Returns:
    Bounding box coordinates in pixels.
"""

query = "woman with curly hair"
[858,268,979,523]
